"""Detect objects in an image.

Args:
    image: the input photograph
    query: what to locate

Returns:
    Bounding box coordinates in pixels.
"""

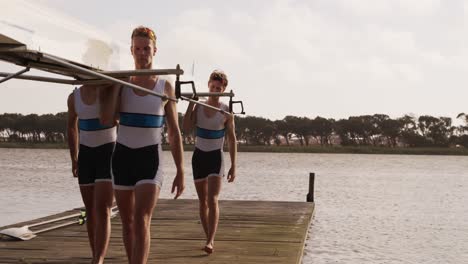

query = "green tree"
[310,117,334,146]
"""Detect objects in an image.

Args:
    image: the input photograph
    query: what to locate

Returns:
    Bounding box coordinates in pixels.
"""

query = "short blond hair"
[131,26,156,45]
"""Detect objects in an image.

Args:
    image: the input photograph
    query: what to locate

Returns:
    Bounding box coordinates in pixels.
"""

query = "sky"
[1,0,468,121]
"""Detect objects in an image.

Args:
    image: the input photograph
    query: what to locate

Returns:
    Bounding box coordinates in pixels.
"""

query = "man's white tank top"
[74,88,117,147]
[117,79,166,149]
[195,102,228,152]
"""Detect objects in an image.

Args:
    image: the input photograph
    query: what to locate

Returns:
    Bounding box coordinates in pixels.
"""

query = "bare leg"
[131,184,160,264]
[194,180,209,239]
[206,176,222,253]
[115,189,135,263]
[93,181,114,264]
[79,185,96,259]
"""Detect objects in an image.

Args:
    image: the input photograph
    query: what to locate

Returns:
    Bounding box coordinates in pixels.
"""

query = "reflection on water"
[1,148,467,264]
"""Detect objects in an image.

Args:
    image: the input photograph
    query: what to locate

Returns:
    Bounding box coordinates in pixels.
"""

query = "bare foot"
[204,243,214,254]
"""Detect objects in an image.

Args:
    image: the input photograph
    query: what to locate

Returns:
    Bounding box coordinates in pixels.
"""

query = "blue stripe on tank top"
[196,126,225,139]
[120,112,165,128]
[78,118,113,131]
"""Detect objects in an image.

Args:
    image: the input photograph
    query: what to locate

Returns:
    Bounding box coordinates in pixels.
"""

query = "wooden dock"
[0,199,314,264]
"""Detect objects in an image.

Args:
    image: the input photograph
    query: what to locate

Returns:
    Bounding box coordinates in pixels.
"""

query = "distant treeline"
[1,112,468,148]
[0,113,67,143]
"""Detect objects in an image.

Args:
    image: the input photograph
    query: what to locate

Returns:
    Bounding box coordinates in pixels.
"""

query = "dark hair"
[209,70,228,87]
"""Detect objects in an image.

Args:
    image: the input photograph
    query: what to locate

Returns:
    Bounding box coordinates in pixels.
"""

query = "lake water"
[0,148,467,263]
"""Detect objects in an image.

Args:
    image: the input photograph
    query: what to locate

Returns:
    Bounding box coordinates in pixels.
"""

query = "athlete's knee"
[120,212,134,227]
[208,195,219,207]
[134,211,152,228]
[95,195,113,210]
[199,198,208,210]
[94,206,112,219]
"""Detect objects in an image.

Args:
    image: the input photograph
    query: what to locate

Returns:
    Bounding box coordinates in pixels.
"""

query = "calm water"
[1,148,467,264]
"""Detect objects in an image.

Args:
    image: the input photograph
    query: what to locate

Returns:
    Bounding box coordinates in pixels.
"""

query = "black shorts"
[192,148,224,181]
[78,142,115,185]
[111,143,163,189]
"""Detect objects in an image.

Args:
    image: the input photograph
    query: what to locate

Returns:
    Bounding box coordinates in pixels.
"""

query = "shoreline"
[1,142,468,156]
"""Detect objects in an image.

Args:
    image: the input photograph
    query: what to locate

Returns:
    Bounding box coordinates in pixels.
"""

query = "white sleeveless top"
[117,79,166,149]
[195,101,228,152]
[74,88,117,147]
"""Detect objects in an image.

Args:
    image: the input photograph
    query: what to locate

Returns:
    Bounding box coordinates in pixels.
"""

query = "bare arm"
[99,83,121,126]
[67,93,79,178]
[182,102,197,135]
[164,80,185,198]
[225,113,237,182]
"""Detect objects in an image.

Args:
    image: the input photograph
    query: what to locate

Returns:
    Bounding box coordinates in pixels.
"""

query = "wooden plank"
[0,199,314,264]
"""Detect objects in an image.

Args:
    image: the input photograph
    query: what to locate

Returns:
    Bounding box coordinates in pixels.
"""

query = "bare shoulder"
[67,91,78,118]
[226,112,234,123]
[163,78,175,96]
[222,102,230,112]
[67,91,75,107]
[222,103,232,121]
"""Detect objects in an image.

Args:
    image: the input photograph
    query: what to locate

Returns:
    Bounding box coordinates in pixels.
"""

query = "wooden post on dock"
[306,172,315,202]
